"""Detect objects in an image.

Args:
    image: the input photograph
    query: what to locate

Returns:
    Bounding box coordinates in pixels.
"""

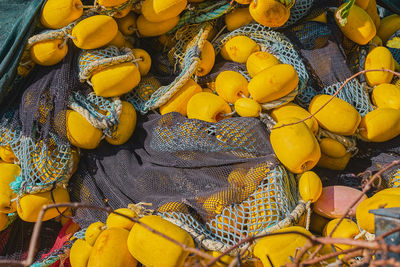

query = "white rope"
[79,47,136,82]
[260,87,298,110]
[162,200,306,253]
[19,60,33,66]
[68,97,122,130]
[222,110,236,117]
[354,229,367,240]
[259,112,276,131]
[58,35,69,49]
[317,128,359,155]
[162,216,239,255]
[305,201,311,231]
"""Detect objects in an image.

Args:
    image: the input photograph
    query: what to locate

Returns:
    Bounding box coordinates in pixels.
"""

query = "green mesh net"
[127,23,211,114]
[160,165,298,247]
[387,29,400,65]
[0,110,73,195]
[322,79,373,117]
[388,169,400,188]
[212,23,309,108]
[68,91,122,137]
[170,0,233,33]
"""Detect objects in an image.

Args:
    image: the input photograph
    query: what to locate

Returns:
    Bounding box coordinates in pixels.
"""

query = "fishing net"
[212,23,309,109]
[389,169,400,188]
[170,0,233,33]
[0,219,62,262]
[387,29,400,65]
[0,0,43,104]
[69,91,122,138]
[78,46,137,83]
[0,45,80,195]
[127,23,211,114]
[286,12,374,114]
[283,0,315,27]
[70,112,303,250]
[0,28,128,197]
[30,220,81,267]
[2,0,400,264]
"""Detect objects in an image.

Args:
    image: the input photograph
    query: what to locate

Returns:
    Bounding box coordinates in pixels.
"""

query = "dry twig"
[0,203,216,267]
[272,69,400,130]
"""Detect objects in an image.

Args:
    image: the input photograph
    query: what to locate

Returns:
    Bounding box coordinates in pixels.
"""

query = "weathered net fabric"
[168,23,215,71]
[286,17,373,115]
[68,91,122,138]
[212,24,309,108]
[0,41,126,196]
[160,165,297,246]
[322,79,373,117]
[126,23,210,114]
[347,44,369,84]
[0,219,62,262]
[283,0,315,27]
[289,22,332,50]
[389,169,400,188]
[170,0,233,33]
[70,112,299,246]
[387,29,400,64]
[29,223,85,267]
[0,0,43,105]
[78,46,136,83]
[313,135,400,191]
[0,46,83,195]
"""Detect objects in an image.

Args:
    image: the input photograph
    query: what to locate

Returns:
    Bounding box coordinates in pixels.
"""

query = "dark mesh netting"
[17,43,83,143]
[198,61,249,87]
[0,219,61,262]
[70,112,278,224]
[0,44,90,195]
[283,10,399,189]
[69,113,299,246]
[315,135,400,193]
[285,12,373,116]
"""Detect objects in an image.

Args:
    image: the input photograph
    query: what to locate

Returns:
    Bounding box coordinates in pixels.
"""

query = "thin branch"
[205,230,315,267]
[2,162,400,266]
[329,160,400,237]
[375,226,400,240]
[369,258,400,267]
[7,202,215,267]
[300,247,362,266]
[272,69,400,130]
[302,160,400,263]
[339,249,364,264]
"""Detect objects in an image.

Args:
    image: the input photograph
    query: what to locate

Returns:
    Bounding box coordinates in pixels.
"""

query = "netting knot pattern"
[283,0,315,28]
[160,165,298,247]
[127,24,211,114]
[213,24,309,109]
[322,79,373,116]
[78,46,136,82]
[170,0,233,33]
[388,169,400,188]
[150,114,270,154]
[69,92,122,136]
[96,0,139,17]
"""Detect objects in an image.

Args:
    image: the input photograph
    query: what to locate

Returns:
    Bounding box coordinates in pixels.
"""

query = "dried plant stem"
[272,69,400,130]
[1,203,215,267]
[300,160,400,264]
[295,247,362,266]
